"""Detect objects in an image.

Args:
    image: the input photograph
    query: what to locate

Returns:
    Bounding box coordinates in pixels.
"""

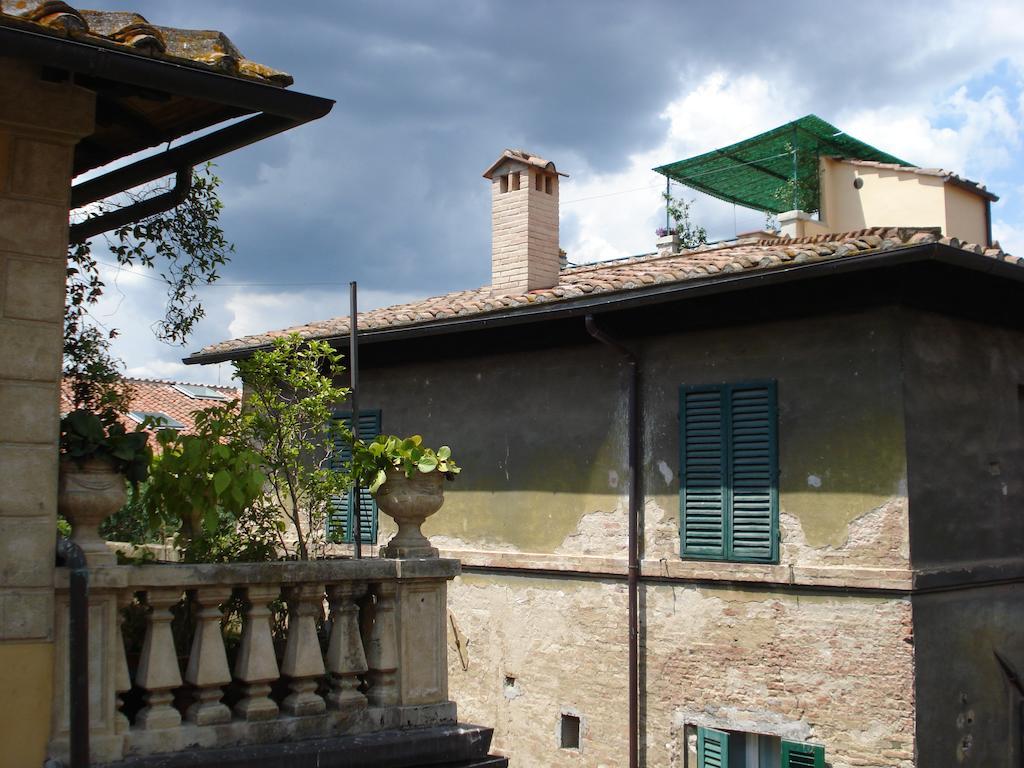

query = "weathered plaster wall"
[358,343,626,554]
[912,584,1024,767]
[358,307,910,575]
[447,574,915,768]
[900,309,1024,568]
[0,57,95,766]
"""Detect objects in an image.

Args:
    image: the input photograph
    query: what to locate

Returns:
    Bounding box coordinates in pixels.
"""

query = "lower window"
[694,726,824,768]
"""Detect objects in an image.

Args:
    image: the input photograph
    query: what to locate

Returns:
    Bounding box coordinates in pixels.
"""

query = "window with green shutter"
[680,381,778,563]
[693,727,824,767]
[697,726,730,768]
[780,740,825,768]
[328,410,381,544]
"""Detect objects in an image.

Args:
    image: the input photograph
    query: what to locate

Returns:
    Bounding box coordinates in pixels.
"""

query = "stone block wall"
[0,57,95,766]
[446,574,915,767]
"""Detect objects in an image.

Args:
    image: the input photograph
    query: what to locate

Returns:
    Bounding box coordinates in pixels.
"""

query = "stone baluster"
[325,582,368,709]
[233,585,281,722]
[281,583,327,716]
[135,589,183,730]
[114,590,133,734]
[365,581,399,707]
[185,586,233,725]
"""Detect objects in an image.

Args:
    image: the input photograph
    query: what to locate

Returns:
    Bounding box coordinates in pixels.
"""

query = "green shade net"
[653,114,914,214]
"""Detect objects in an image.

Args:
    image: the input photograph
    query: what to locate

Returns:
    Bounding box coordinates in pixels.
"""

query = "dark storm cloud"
[85,0,1021,365]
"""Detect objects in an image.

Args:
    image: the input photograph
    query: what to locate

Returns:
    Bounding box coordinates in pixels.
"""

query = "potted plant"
[351,435,460,558]
[59,409,152,566]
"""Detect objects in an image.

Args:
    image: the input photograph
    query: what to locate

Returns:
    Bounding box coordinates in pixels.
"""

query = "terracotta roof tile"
[61,377,241,447]
[192,227,1017,361]
[0,1,291,85]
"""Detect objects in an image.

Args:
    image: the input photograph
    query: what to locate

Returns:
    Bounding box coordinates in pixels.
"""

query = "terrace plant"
[234,334,352,560]
[351,434,460,494]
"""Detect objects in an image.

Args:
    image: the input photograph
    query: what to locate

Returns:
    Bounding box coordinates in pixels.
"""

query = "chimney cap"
[483,148,569,180]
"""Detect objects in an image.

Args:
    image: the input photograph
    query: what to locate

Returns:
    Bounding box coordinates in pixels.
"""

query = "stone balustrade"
[48,558,459,765]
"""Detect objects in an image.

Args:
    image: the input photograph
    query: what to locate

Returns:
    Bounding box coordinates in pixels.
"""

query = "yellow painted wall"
[819,158,988,245]
[944,183,988,246]
[0,642,54,767]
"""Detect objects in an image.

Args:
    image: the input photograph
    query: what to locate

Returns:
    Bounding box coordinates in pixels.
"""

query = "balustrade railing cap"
[54,557,461,590]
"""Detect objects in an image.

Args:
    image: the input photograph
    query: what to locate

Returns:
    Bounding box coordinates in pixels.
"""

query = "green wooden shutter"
[781,739,825,768]
[680,381,778,563]
[327,410,381,544]
[680,386,727,559]
[697,726,730,768]
[728,382,777,563]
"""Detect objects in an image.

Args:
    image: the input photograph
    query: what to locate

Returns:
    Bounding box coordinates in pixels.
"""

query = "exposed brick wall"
[490,162,559,293]
[447,574,915,768]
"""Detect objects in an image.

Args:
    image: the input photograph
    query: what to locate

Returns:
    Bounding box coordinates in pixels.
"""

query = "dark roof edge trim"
[0,23,334,122]
[72,112,297,207]
[183,244,1024,366]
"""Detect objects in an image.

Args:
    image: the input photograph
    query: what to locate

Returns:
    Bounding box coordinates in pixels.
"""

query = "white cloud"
[225,287,423,340]
[559,71,808,263]
[561,60,1024,264]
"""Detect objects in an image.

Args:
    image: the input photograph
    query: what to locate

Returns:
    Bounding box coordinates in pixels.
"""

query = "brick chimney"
[483,149,566,294]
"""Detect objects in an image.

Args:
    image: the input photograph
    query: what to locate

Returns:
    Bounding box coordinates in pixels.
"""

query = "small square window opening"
[560,713,580,749]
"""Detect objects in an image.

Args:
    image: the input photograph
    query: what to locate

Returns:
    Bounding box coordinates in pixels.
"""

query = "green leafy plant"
[352,434,460,494]
[234,334,352,560]
[65,164,233,421]
[140,401,268,549]
[59,408,152,485]
[660,192,708,250]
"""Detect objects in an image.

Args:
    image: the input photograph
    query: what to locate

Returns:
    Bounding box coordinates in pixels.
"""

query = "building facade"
[192,144,1024,767]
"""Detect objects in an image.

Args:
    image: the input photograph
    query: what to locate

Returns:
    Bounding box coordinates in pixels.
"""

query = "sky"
[80,0,1024,386]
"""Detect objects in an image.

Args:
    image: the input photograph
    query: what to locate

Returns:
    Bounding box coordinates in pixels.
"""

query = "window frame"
[679,379,779,564]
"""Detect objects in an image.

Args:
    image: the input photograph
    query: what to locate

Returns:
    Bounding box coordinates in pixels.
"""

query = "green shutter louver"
[697,726,730,768]
[681,388,727,558]
[680,381,778,563]
[328,410,381,544]
[729,383,776,562]
[781,739,825,768]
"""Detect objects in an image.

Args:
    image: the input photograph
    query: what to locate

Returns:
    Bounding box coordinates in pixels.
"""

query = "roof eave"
[0,23,334,128]
[184,243,1023,366]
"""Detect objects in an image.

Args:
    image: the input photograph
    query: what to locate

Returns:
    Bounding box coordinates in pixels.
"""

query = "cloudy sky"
[81,0,1024,386]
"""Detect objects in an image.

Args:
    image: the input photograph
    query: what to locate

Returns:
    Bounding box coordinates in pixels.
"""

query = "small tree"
[140,401,273,562]
[235,334,351,560]
[661,192,709,250]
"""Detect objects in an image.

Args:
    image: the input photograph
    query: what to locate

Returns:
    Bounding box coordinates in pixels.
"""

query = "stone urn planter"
[58,458,126,567]
[374,467,445,559]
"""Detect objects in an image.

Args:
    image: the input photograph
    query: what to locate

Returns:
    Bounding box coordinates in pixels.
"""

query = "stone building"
[191,131,1024,766]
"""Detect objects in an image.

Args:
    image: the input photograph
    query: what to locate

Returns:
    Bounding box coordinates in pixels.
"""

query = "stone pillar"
[233,585,281,722]
[0,56,95,766]
[365,581,399,707]
[280,583,327,716]
[185,586,233,725]
[394,576,450,706]
[325,582,368,710]
[135,589,184,730]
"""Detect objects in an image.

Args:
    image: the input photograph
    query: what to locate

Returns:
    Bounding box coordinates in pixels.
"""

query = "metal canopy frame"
[653,114,913,214]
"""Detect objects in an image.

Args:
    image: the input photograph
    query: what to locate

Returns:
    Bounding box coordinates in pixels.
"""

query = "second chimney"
[483,149,566,294]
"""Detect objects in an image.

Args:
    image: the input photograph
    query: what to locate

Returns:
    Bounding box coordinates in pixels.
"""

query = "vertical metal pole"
[665,177,671,230]
[350,281,361,559]
[791,125,799,211]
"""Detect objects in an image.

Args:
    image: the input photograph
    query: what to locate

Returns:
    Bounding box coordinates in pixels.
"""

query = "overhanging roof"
[0,5,334,177]
[653,115,913,214]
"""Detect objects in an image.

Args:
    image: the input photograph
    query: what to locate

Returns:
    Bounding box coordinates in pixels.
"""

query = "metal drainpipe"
[56,536,90,768]
[585,314,640,768]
